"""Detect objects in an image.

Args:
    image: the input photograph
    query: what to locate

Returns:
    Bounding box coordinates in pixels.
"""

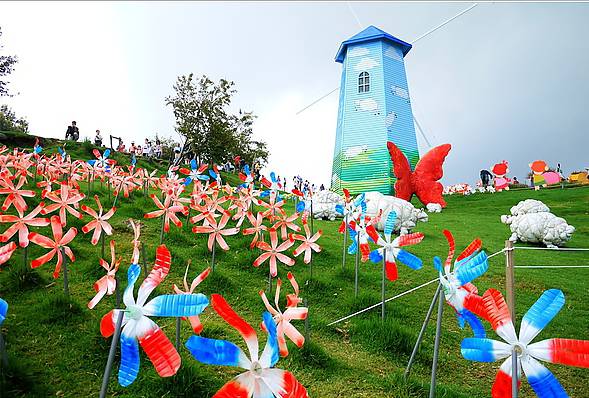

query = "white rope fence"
[327,248,506,326]
[514,265,589,269]
[513,246,589,252]
[511,246,589,269]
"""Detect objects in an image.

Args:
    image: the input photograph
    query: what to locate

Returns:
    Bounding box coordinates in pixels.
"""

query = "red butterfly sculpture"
[387,141,451,208]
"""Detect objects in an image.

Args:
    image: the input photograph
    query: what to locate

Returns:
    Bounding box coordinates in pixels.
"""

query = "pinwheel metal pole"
[354,229,360,298]
[99,309,124,398]
[505,240,516,320]
[512,346,518,398]
[310,201,314,236]
[141,243,148,277]
[112,178,125,208]
[100,233,105,260]
[175,317,181,351]
[61,247,70,297]
[405,284,442,379]
[0,327,7,368]
[267,272,272,295]
[159,216,165,245]
[210,241,216,272]
[341,214,348,271]
[304,298,310,344]
[381,248,386,320]
[429,285,445,398]
[23,245,28,270]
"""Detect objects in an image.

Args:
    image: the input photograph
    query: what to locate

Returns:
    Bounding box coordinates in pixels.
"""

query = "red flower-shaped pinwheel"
[259,272,308,357]
[257,191,286,221]
[0,173,35,212]
[28,215,77,278]
[144,193,188,233]
[42,182,85,226]
[242,212,268,249]
[272,212,301,240]
[0,204,50,247]
[192,211,239,251]
[0,242,17,267]
[81,195,116,245]
[88,240,121,309]
[291,220,322,264]
[254,228,295,277]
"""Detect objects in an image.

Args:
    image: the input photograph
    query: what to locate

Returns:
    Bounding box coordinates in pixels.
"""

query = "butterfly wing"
[412,144,451,208]
[386,141,413,201]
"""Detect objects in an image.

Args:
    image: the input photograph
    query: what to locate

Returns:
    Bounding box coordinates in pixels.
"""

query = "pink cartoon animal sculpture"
[491,161,512,192]
[530,160,561,190]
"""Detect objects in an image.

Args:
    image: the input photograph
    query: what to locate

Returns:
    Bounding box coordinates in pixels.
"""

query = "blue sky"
[1,1,588,187]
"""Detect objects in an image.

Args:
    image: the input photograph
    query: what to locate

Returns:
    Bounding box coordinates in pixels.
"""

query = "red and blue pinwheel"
[100,245,209,386]
[180,160,210,186]
[434,230,488,338]
[185,294,309,398]
[239,164,255,189]
[88,149,115,172]
[260,172,282,199]
[461,289,589,397]
[335,190,365,233]
[365,210,424,281]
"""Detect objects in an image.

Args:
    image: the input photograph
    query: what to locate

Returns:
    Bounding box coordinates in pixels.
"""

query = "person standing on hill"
[94,129,103,146]
[65,121,79,141]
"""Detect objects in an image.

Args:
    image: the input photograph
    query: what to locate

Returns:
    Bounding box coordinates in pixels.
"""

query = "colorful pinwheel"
[185,294,309,398]
[434,230,488,337]
[335,190,365,233]
[291,187,313,221]
[461,289,589,397]
[172,263,211,333]
[81,195,116,245]
[192,211,239,252]
[180,160,209,186]
[209,164,222,187]
[238,164,255,189]
[41,182,85,227]
[365,211,424,281]
[258,191,286,221]
[88,240,121,309]
[0,173,35,212]
[254,228,295,277]
[347,212,379,263]
[88,148,115,171]
[260,171,282,199]
[129,219,141,264]
[28,215,77,278]
[0,204,49,247]
[259,272,308,357]
[100,246,209,386]
[291,220,322,264]
[242,212,268,249]
[144,193,188,233]
[272,212,301,240]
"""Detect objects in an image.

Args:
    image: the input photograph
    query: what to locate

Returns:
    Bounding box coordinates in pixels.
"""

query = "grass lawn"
[0,133,588,397]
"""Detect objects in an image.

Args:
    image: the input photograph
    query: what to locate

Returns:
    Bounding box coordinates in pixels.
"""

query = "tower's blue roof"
[335,25,412,63]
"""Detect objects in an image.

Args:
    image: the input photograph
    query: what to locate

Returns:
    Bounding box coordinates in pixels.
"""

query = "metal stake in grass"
[512,346,519,398]
[354,228,360,298]
[159,216,165,245]
[23,244,28,270]
[304,298,310,344]
[99,309,124,398]
[112,178,125,208]
[61,247,70,297]
[381,248,386,321]
[210,240,217,273]
[141,243,148,277]
[341,214,348,271]
[100,233,106,260]
[267,272,273,295]
[429,286,445,398]
[405,284,442,379]
[175,317,181,351]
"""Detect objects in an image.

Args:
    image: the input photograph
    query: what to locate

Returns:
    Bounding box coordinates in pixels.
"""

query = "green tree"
[0,104,28,133]
[0,27,18,97]
[165,74,269,167]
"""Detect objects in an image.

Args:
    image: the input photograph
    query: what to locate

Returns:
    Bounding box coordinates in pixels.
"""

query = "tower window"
[358,72,370,93]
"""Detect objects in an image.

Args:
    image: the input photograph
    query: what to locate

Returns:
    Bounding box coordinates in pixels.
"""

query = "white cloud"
[354,98,378,112]
[385,111,397,127]
[347,46,369,57]
[391,86,409,100]
[344,145,369,160]
[384,45,402,61]
[354,57,379,71]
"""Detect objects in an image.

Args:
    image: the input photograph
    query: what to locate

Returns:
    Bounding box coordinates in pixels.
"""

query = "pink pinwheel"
[189,195,223,227]
[0,204,50,247]
[28,215,77,278]
[88,240,121,309]
[80,195,116,245]
[100,246,209,386]
[172,263,211,333]
[192,211,239,251]
[254,228,295,277]
[185,294,309,398]
[259,272,308,357]
[42,182,85,226]
[257,191,286,221]
[272,212,301,240]
[0,173,35,212]
[144,193,188,233]
[242,212,268,249]
[129,219,142,264]
[0,242,17,267]
[291,220,322,265]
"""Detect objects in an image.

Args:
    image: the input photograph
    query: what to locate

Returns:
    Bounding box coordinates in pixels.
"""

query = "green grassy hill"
[0,135,588,397]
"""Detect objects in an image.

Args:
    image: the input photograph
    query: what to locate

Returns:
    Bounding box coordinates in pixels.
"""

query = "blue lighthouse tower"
[330,26,419,194]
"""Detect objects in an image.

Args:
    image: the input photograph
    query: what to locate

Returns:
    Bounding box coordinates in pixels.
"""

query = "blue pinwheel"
[209,164,222,187]
[434,230,489,338]
[100,245,209,386]
[57,146,66,159]
[180,160,209,186]
[33,138,42,156]
[260,171,282,199]
[365,211,424,281]
[335,191,365,233]
[461,289,589,397]
[88,149,115,172]
[0,298,7,326]
[238,164,254,189]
